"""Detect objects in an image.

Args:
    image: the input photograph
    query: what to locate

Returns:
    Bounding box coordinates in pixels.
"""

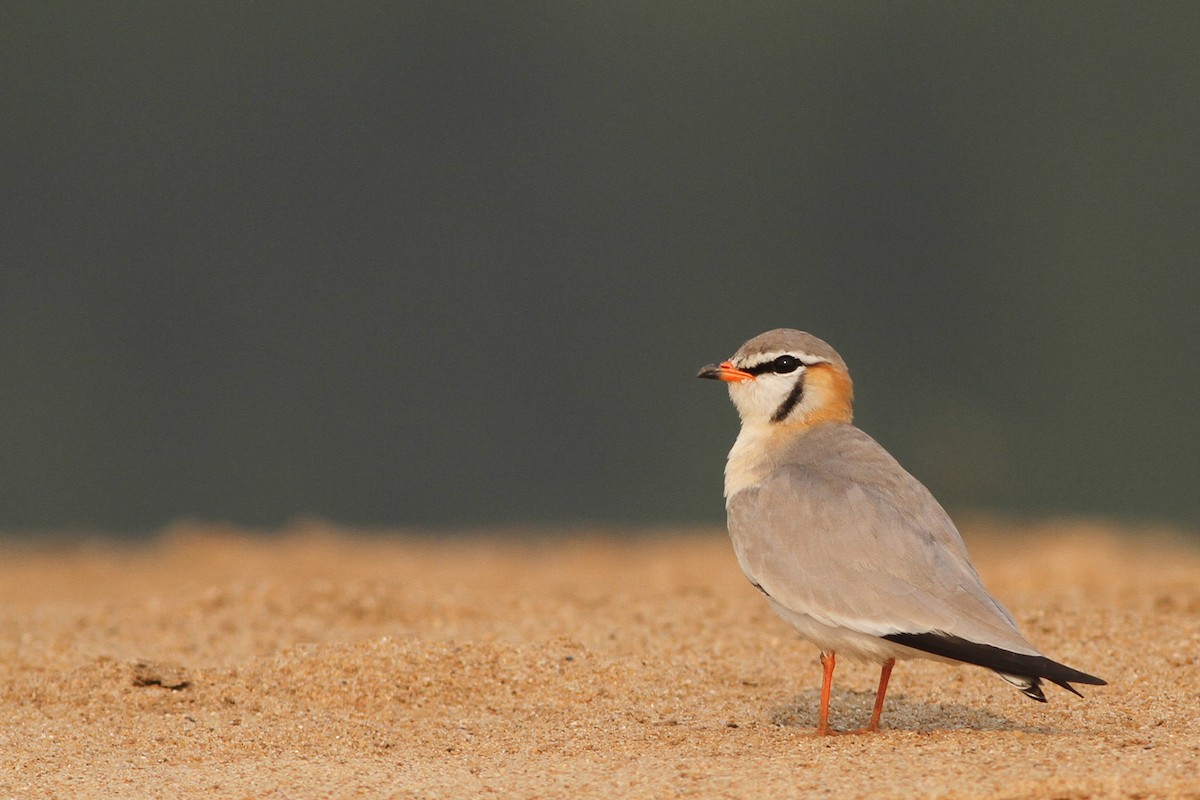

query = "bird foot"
[816,724,884,736]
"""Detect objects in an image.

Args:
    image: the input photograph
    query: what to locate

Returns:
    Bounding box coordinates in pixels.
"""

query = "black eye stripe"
[741,354,814,376]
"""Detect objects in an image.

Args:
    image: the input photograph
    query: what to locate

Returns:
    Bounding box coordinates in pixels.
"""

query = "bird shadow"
[768,688,1059,735]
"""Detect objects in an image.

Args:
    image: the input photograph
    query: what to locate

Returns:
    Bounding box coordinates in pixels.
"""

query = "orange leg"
[865,658,895,732]
[817,651,836,735]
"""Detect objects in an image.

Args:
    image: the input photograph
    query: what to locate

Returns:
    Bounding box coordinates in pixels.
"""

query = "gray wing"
[727,428,1040,656]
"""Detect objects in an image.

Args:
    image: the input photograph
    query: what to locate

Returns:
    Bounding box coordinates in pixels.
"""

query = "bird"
[696,328,1105,734]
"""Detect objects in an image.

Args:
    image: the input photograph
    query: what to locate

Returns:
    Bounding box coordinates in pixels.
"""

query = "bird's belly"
[763,598,954,664]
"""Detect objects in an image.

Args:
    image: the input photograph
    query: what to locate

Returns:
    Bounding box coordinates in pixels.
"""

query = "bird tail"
[997,672,1048,703]
[883,631,1106,701]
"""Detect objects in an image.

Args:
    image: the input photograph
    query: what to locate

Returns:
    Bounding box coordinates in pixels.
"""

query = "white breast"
[723,423,776,502]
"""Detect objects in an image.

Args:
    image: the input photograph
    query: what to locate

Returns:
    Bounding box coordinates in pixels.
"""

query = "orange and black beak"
[697,360,754,383]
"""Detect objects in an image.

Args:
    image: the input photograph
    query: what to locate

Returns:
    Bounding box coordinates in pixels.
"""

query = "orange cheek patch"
[799,364,854,425]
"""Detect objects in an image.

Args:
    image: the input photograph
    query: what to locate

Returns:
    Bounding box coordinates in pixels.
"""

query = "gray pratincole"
[697,328,1105,734]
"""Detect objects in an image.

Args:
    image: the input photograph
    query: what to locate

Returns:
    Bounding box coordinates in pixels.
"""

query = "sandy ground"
[1,518,1198,799]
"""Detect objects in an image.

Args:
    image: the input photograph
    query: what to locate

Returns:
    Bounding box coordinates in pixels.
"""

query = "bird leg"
[865,658,895,732]
[817,651,836,735]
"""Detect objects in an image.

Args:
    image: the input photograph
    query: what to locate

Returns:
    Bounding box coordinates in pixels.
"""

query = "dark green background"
[4,3,1198,534]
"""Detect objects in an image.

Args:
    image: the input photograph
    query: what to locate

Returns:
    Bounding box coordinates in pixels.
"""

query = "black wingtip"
[883,631,1105,699]
[1056,681,1084,699]
[1048,672,1105,698]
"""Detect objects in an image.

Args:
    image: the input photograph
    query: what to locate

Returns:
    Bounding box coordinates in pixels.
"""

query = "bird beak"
[697,360,754,383]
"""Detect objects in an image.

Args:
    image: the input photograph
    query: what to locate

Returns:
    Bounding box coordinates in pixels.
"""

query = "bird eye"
[772,355,801,374]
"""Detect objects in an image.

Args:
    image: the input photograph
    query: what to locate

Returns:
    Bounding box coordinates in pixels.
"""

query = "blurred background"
[3,3,1198,536]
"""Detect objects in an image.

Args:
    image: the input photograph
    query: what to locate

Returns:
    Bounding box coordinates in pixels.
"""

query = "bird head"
[697,329,854,428]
